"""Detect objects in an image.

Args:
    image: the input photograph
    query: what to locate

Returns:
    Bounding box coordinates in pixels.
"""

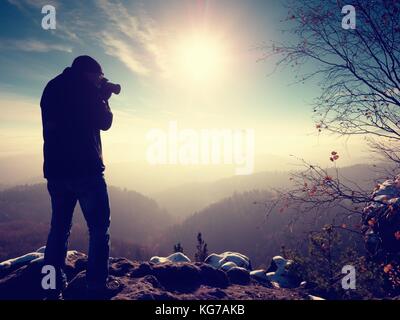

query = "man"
[40,55,118,299]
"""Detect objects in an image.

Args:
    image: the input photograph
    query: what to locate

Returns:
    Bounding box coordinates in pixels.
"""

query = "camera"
[99,77,121,97]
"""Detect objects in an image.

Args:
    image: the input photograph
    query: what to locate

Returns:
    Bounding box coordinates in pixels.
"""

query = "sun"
[174,32,226,83]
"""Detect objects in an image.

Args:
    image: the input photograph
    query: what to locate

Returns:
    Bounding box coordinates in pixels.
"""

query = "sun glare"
[175,33,226,83]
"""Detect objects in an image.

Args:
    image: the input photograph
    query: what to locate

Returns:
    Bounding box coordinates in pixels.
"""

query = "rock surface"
[0,251,312,300]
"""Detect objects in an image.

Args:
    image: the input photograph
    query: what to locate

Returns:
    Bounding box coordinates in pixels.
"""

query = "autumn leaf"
[373,184,382,193]
[384,264,393,273]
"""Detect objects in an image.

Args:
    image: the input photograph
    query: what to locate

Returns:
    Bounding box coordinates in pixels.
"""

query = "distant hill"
[152,190,296,268]
[0,183,174,261]
[153,187,366,268]
[0,162,392,263]
[152,163,392,219]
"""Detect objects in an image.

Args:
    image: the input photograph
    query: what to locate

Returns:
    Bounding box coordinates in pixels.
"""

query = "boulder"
[198,263,229,288]
[0,249,311,300]
[0,247,82,279]
[36,246,46,254]
[204,252,251,270]
[0,252,43,272]
[150,252,191,264]
[151,262,201,292]
[226,266,250,285]
[220,262,237,272]
[0,250,87,300]
[0,257,44,300]
[266,256,298,288]
[250,269,269,283]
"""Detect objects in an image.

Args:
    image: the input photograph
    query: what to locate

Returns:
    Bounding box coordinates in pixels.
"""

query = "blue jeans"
[44,174,111,290]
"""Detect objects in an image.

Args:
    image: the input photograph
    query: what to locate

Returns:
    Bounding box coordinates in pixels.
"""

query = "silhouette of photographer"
[40,56,120,299]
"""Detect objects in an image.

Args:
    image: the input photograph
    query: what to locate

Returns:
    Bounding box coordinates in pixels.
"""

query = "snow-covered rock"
[226,266,250,285]
[204,252,251,270]
[266,256,296,288]
[220,262,237,272]
[203,253,222,268]
[0,247,81,272]
[36,246,46,253]
[250,269,269,282]
[362,175,400,256]
[0,249,311,300]
[0,252,43,270]
[149,256,168,264]
[150,252,191,264]
[149,252,301,288]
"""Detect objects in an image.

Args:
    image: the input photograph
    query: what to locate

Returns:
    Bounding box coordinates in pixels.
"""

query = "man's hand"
[100,88,112,101]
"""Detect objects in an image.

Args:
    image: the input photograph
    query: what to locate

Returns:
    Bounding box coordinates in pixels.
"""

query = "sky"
[0,0,371,190]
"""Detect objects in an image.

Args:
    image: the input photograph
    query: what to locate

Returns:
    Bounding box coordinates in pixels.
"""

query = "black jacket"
[40,67,113,179]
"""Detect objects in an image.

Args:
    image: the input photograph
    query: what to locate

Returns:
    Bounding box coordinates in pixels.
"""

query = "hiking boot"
[43,278,67,301]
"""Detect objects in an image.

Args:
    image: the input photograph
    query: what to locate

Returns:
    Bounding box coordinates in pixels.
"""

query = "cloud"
[0,39,72,53]
[96,0,169,77]
[7,0,169,75]
[102,32,149,75]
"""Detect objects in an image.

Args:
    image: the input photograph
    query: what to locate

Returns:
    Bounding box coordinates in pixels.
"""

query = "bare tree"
[261,0,400,222]
[262,0,400,143]
[257,4,400,290]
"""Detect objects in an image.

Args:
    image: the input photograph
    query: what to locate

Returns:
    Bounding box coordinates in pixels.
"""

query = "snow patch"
[204,252,251,270]
[0,246,80,271]
[0,252,43,270]
[220,261,237,272]
[266,256,295,288]
[250,269,269,282]
[150,252,191,264]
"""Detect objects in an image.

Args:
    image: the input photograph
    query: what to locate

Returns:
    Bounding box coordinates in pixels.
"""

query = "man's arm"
[40,81,59,135]
[92,96,113,131]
